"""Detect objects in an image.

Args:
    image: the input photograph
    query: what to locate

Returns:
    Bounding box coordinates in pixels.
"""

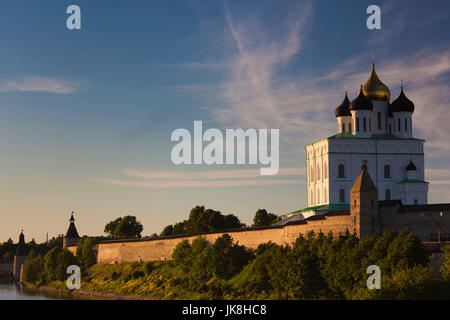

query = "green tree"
[22,254,45,284]
[441,245,450,282]
[104,215,143,239]
[76,236,96,272]
[44,247,62,282]
[161,206,244,236]
[172,240,192,272]
[252,209,280,227]
[55,249,77,281]
[207,234,254,280]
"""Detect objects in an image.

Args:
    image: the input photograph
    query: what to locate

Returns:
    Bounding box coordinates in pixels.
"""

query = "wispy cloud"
[95,167,304,189]
[0,75,80,94]
[202,2,450,166]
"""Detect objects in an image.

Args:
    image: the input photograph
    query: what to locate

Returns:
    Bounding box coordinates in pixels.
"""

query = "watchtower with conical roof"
[13,231,28,281]
[63,212,81,248]
[350,163,380,237]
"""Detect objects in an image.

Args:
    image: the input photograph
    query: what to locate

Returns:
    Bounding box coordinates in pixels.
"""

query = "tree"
[104,215,143,239]
[22,254,45,284]
[44,247,62,282]
[55,249,78,281]
[76,237,96,272]
[207,234,254,280]
[441,245,450,282]
[161,206,244,236]
[252,209,280,227]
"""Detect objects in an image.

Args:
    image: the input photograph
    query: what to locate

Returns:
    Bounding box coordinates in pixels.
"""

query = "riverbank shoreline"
[23,282,155,300]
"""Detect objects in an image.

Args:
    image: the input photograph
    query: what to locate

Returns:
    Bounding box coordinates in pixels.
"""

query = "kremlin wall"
[65,166,450,264]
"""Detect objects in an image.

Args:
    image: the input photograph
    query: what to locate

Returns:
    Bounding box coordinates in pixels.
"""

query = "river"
[0,283,61,300]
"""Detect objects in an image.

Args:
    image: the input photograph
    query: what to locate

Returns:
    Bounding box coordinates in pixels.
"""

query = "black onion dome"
[406,161,417,171]
[335,92,351,117]
[391,87,414,113]
[349,85,373,111]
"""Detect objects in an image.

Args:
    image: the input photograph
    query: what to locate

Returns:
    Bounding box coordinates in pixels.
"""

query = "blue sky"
[1,0,450,242]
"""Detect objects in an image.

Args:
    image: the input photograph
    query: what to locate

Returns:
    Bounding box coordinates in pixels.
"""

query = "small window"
[389,124,392,133]
[324,163,328,179]
[317,164,321,180]
[356,117,360,132]
[404,118,407,131]
[341,122,345,133]
[384,165,391,178]
[363,117,367,132]
[317,189,321,204]
[338,164,345,178]
[385,189,391,200]
[398,118,401,132]
[410,118,412,132]
[339,189,345,203]
[348,123,351,133]
[378,112,382,130]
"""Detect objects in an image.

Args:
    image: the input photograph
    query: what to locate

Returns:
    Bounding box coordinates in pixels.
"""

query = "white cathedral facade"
[305,60,428,208]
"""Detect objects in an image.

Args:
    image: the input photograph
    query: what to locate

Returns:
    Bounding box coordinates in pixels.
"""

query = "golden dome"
[362,63,390,101]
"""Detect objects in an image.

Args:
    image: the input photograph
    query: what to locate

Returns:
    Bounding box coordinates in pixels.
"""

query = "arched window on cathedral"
[310,166,314,184]
[324,187,327,202]
[317,163,321,180]
[378,112,382,130]
[323,163,328,179]
[385,189,391,200]
[356,117,360,132]
[398,118,401,132]
[363,117,367,132]
[348,123,351,133]
[338,164,345,178]
[405,118,407,131]
[317,189,321,204]
[384,165,391,178]
[341,122,345,133]
[339,189,345,203]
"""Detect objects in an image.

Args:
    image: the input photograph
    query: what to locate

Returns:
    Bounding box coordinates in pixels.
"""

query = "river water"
[0,283,60,300]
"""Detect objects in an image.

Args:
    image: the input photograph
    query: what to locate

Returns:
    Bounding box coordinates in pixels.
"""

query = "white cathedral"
[305,59,428,209]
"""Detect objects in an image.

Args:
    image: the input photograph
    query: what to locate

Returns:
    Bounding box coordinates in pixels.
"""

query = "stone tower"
[63,211,80,248]
[13,231,28,281]
[350,163,380,238]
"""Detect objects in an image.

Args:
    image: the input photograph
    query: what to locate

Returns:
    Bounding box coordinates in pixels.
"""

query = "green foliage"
[104,215,143,239]
[76,236,96,272]
[43,247,77,282]
[252,209,280,227]
[441,245,450,282]
[207,234,254,280]
[22,255,45,284]
[160,206,244,236]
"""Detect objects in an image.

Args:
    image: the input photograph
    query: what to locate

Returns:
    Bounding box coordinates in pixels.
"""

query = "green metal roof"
[284,203,350,216]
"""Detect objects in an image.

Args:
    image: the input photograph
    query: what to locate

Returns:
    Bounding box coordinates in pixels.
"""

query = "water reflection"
[0,283,54,300]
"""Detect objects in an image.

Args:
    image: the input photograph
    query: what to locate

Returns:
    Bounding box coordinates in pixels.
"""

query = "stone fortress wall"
[67,202,450,264]
[67,212,355,263]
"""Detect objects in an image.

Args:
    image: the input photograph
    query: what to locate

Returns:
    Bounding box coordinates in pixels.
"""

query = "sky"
[1,0,450,243]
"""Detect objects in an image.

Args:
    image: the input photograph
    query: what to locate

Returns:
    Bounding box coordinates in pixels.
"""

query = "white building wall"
[306,137,428,207]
